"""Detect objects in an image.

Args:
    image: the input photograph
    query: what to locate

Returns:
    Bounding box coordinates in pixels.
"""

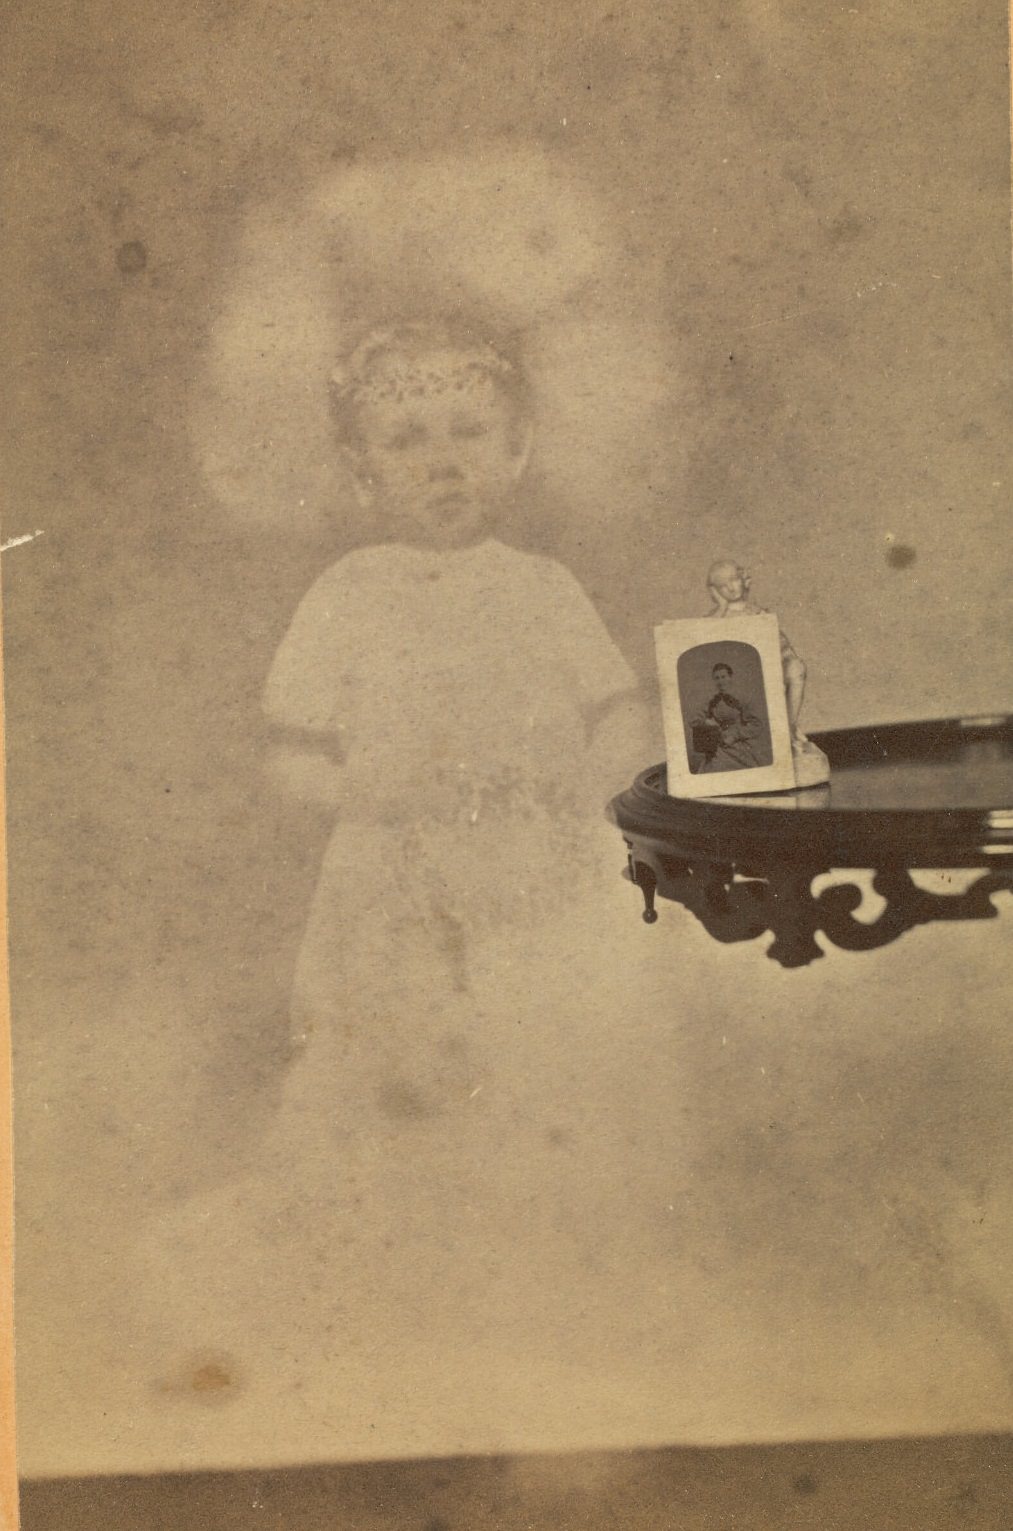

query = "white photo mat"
[654,613,796,798]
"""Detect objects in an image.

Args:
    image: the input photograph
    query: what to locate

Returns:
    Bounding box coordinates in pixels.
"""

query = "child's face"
[711,564,746,603]
[353,350,528,547]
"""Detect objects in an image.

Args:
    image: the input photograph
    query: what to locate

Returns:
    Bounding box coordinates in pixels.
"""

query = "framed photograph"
[654,614,796,798]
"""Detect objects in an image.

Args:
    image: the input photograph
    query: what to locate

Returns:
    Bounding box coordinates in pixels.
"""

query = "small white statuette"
[706,559,830,787]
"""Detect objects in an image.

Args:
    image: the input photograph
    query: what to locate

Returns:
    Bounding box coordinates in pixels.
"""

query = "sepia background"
[3,0,1012,1485]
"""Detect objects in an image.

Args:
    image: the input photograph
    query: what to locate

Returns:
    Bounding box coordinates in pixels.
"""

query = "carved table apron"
[608,716,1013,968]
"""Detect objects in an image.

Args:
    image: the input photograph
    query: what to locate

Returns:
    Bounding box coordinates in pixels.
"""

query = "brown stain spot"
[377,1078,436,1121]
[191,1361,233,1394]
[153,1351,244,1406]
[785,160,813,198]
[886,543,917,569]
[117,240,148,275]
[546,1126,573,1148]
[825,205,868,245]
[124,98,204,138]
[528,224,558,255]
[792,1473,818,1496]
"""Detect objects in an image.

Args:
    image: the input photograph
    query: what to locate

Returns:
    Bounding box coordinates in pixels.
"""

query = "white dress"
[132,538,672,1428]
[264,537,637,1110]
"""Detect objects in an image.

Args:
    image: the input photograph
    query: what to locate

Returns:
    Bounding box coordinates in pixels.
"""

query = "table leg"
[628,852,659,924]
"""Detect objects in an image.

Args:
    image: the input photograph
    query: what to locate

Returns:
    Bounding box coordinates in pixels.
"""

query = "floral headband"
[329,325,515,406]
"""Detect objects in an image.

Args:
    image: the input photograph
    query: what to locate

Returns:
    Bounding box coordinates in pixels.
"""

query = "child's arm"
[261,557,363,810]
[540,560,660,788]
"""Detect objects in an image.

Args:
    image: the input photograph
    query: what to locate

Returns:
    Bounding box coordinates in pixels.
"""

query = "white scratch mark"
[741,278,897,335]
[1,528,44,553]
[740,307,819,333]
[469,1085,483,1099]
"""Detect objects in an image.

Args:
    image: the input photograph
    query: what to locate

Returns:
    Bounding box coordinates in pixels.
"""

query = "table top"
[609,715,1013,868]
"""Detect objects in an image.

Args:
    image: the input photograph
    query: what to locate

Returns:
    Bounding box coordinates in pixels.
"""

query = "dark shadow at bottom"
[20,1433,1013,1530]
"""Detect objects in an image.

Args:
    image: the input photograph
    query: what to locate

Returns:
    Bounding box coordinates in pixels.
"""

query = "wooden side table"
[608,716,1013,968]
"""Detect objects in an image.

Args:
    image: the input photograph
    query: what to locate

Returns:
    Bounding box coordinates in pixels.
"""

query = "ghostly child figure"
[133,319,662,1405]
[264,320,650,1117]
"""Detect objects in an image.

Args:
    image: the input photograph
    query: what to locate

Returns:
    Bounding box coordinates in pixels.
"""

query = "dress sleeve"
[545,561,639,707]
[733,701,763,742]
[262,558,364,735]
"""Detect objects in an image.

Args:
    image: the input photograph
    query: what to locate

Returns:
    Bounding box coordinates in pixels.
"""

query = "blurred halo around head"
[191,143,676,539]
